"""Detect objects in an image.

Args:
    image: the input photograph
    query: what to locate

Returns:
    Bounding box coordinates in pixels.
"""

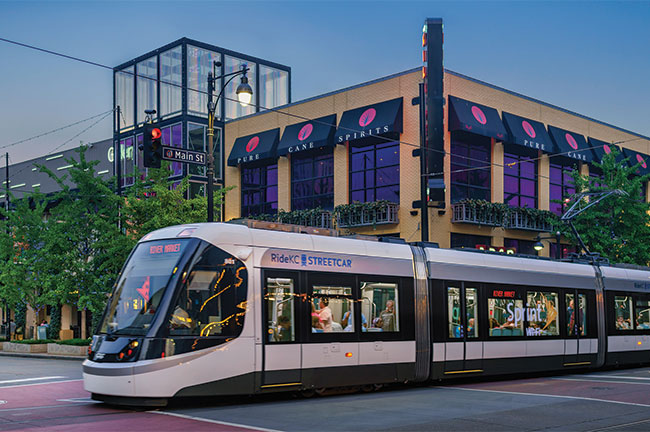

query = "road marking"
[0,379,82,389]
[578,374,650,381]
[553,377,650,385]
[588,417,650,431]
[153,411,282,432]
[56,397,100,404]
[0,376,66,385]
[449,386,650,408]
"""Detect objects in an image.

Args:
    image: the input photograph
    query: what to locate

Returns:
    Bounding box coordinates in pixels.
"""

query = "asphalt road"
[3,357,650,431]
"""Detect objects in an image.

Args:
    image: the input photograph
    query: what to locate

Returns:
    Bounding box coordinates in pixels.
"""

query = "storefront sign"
[336,125,390,144]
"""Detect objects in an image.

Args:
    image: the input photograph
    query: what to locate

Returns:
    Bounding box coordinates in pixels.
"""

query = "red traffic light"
[151,128,161,139]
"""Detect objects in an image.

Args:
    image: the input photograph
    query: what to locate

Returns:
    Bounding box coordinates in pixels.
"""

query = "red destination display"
[492,290,516,298]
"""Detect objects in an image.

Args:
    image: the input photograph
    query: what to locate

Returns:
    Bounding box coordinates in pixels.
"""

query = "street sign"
[161,146,206,166]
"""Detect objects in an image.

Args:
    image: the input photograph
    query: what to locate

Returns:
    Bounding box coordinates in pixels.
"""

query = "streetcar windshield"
[100,239,193,336]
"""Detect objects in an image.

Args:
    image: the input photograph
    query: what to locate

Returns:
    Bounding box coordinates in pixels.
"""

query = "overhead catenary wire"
[1,36,648,185]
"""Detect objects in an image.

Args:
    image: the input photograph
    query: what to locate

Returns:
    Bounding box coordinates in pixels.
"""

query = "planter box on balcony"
[506,209,553,232]
[337,202,399,228]
[451,202,504,227]
[279,210,333,229]
[47,343,88,356]
[3,342,48,353]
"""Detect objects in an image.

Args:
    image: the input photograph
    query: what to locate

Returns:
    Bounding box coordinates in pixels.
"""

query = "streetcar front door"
[564,290,588,366]
[262,272,301,387]
[445,283,482,373]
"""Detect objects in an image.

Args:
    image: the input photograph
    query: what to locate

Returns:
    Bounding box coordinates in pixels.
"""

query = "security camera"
[144,109,156,115]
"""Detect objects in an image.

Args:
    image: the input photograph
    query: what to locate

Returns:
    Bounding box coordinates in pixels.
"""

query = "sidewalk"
[0,351,85,361]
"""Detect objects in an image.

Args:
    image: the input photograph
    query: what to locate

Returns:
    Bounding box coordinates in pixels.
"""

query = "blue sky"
[1,0,649,164]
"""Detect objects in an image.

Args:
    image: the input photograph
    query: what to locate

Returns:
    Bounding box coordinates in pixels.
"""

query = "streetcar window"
[100,239,191,336]
[566,293,587,336]
[488,297,524,336]
[313,286,353,333]
[361,282,399,332]
[635,300,650,330]
[447,287,462,338]
[266,278,295,342]
[466,287,478,339]
[614,296,634,330]
[168,245,247,337]
[526,291,559,336]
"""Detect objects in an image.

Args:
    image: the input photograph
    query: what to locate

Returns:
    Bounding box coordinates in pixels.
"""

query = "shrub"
[56,338,91,346]
[12,339,55,344]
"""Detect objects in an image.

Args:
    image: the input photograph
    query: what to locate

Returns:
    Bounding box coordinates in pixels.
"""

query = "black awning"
[277,114,337,157]
[548,125,593,163]
[589,137,625,166]
[622,147,650,176]
[227,128,280,167]
[334,98,403,145]
[448,96,507,141]
[502,112,554,154]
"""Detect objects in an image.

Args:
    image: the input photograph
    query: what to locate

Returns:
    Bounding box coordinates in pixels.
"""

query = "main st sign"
[161,146,206,165]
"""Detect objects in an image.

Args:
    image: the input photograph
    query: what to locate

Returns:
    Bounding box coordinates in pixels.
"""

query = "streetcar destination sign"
[161,146,206,165]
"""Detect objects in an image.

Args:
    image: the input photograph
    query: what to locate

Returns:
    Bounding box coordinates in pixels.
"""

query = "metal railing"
[337,202,399,228]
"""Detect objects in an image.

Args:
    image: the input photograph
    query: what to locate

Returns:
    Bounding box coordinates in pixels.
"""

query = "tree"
[565,149,650,265]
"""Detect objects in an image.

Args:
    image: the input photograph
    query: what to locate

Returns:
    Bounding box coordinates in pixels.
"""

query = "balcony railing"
[336,202,399,228]
[278,209,333,229]
[451,200,555,233]
[451,202,504,227]
[506,208,553,232]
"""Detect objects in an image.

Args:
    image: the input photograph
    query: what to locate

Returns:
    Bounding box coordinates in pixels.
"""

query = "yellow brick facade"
[224,69,650,256]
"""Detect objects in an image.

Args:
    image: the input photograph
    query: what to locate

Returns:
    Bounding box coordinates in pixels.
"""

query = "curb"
[0,351,85,361]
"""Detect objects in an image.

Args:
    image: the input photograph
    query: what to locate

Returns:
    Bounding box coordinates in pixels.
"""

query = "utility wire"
[1,37,648,183]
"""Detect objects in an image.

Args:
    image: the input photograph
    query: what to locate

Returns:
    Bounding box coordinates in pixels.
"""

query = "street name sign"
[161,146,206,165]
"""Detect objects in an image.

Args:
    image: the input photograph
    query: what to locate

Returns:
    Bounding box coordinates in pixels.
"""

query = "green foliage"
[47,305,62,340]
[456,199,559,229]
[247,207,331,227]
[12,339,55,344]
[565,149,650,265]
[56,338,91,346]
[14,304,26,333]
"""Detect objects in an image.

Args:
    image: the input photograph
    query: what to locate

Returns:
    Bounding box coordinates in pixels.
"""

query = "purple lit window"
[549,163,576,216]
[292,149,334,210]
[350,141,399,203]
[451,132,491,203]
[450,233,491,249]
[241,163,278,217]
[504,152,537,208]
[162,123,183,177]
[504,238,537,256]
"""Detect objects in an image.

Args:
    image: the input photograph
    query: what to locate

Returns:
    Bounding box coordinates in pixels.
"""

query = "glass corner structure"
[112,38,290,184]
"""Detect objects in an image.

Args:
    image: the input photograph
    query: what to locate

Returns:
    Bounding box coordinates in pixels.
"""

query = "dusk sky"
[1,1,649,165]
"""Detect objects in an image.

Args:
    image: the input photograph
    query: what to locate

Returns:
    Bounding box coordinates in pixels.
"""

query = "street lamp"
[206,61,252,222]
[534,230,563,259]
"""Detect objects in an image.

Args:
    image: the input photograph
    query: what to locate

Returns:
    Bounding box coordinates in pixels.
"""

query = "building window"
[242,163,278,217]
[187,46,220,118]
[291,149,334,210]
[450,233,491,249]
[188,123,206,177]
[136,56,157,125]
[119,136,135,187]
[350,141,399,203]
[188,181,207,199]
[504,152,537,208]
[549,163,576,216]
[504,238,537,256]
[136,134,146,181]
[161,123,183,177]
[115,66,134,129]
[224,56,257,120]
[450,132,491,203]
[549,242,577,259]
[259,65,289,111]
[160,46,182,118]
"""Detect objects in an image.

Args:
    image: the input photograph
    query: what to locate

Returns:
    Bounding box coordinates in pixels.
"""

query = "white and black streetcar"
[83,221,650,405]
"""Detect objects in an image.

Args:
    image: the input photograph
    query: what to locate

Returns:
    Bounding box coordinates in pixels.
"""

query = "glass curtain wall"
[259,65,289,111]
[115,66,134,130]
[187,46,221,118]
[224,55,257,120]
[350,141,400,203]
[291,149,334,210]
[161,123,183,177]
[119,136,135,187]
[241,163,278,217]
[136,57,157,125]
[160,46,182,118]
[549,163,576,216]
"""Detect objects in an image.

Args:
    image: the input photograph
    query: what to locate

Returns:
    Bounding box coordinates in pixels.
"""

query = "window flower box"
[452,199,556,233]
[335,201,399,228]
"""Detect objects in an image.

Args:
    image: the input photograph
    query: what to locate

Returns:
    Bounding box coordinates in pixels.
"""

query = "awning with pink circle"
[277,114,337,157]
[448,96,507,141]
[334,98,403,146]
[502,112,554,154]
[589,137,625,167]
[227,128,280,166]
[548,125,593,163]
[622,147,650,176]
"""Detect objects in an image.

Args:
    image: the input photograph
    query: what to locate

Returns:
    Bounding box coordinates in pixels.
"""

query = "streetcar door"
[262,273,301,387]
[564,290,588,366]
[445,283,482,373]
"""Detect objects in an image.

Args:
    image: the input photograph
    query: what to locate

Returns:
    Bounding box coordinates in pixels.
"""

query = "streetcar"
[83,220,650,405]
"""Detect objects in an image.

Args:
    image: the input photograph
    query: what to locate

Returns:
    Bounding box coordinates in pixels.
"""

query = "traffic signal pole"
[207,69,215,223]
[115,106,122,196]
